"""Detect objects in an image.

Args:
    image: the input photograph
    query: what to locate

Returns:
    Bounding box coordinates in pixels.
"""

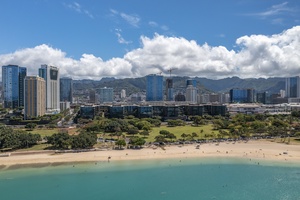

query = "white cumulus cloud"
[0,45,132,80]
[235,26,300,78]
[0,26,300,80]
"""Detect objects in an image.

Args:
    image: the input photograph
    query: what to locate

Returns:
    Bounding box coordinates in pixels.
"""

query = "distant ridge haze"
[73,76,285,94]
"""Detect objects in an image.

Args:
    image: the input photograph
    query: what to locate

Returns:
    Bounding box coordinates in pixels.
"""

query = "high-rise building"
[256,91,270,104]
[186,85,198,103]
[199,93,229,104]
[229,88,255,103]
[186,79,197,103]
[146,74,163,101]
[2,65,27,109]
[89,90,96,104]
[165,78,174,101]
[247,88,255,103]
[285,76,300,98]
[121,89,126,99]
[186,79,197,87]
[18,67,27,107]
[60,101,70,112]
[24,76,46,119]
[98,87,114,103]
[280,90,286,98]
[209,93,220,103]
[60,77,73,103]
[39,65,60,113]
[199,94,210,104]
[220,93,230,104]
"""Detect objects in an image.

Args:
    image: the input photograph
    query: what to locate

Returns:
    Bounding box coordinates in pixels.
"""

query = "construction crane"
[167,68,178,77]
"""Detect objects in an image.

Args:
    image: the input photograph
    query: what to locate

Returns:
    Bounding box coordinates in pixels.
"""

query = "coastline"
[1,140,300,170]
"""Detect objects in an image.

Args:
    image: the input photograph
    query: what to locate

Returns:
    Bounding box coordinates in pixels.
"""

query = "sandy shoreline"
[1,140,300,169]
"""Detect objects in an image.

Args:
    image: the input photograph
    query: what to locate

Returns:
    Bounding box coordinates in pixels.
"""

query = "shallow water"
[0,158,300,200]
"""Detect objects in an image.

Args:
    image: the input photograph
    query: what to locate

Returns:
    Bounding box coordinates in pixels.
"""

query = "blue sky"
[0,0,300,79]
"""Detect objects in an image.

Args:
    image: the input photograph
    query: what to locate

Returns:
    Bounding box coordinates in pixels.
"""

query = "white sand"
[1,140,300,167]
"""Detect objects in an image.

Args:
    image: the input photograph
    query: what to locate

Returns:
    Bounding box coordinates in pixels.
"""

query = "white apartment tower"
[121,89,126,99]
[39,65,60,114]
[186,79,197,103]
[186,85,198,103]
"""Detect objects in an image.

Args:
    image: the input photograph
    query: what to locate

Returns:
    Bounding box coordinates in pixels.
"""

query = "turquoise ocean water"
[0,158,300,200]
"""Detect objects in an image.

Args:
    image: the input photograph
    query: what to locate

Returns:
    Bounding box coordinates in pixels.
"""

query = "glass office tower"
[166,78,174,101]
[98,87,114,103]
[230,88,255,103]
[285,76,300,98]
[146,74,163,101]
[2,65,27,109]
[60,77,73,103]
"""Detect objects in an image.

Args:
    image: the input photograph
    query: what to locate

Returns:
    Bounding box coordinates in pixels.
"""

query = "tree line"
[2,112,300,151]
[0,125,41,150]
[46,132,97,150]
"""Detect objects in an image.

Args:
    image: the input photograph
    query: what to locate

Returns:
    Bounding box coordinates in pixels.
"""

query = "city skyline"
[0,1,299,80]
[1,64,300,107]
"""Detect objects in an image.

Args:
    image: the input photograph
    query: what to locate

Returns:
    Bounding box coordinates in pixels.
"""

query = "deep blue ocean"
[0,158,300,200]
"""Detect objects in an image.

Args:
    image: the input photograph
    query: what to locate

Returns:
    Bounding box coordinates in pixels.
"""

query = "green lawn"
[24,128,79,138]
[96,124,216,143]
[16,143,52,151]
[25,129,59,138]
[145,124,215,142]
[22,124,215,143]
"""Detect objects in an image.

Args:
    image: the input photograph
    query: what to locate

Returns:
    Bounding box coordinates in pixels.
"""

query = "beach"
[1,140,300,168]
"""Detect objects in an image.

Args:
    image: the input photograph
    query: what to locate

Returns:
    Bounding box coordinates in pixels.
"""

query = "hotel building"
[24,76,46,119]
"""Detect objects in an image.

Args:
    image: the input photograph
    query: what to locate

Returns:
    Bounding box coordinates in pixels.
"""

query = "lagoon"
[0,158,300,200]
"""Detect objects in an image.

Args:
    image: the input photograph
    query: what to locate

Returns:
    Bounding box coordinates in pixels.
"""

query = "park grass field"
[16,143,51,151]
[145,124,215,142]
[23,124,215,143]
[5,123,300,151]
[25,129,58,137]
[25,127,79,138]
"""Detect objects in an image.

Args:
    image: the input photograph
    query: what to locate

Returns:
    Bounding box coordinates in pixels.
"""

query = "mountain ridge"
[73,76,285,95]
